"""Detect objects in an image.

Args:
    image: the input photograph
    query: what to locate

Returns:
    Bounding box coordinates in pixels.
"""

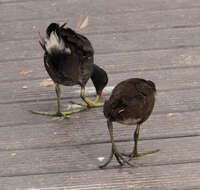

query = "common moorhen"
[100,78,159,168]
[32,23,108,116]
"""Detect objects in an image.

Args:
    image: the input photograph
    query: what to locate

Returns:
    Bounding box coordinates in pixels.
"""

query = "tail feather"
[44,32,71,54]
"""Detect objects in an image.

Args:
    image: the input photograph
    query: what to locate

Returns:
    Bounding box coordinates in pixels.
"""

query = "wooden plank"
[1,47,200,82]
[2,0,200,23]
[1,163,200,190]
[0,137,200,189]
[0,58,45,82]
[0,86,199,123]
[2,27,200,62]
[1,0,200,189]
[0,109,199,151]
[0,136,199,177]
[2,7,200,41]
[0,65,199,103]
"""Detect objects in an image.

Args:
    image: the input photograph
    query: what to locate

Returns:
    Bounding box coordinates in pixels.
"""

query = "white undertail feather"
[45,31,71,54]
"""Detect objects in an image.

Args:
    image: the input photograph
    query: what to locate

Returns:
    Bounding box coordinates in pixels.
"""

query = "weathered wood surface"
[1,163,200,190]
[2,27,200,61]
[1,135,200,177]
[1,0,200,189]
[2,7,200,41]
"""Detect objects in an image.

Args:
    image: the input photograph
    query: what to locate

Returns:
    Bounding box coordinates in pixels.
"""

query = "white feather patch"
[45,32,71,54]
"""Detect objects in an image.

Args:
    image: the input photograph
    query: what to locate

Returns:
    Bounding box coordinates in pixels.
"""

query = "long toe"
[121,152,133,157]
[31,110,62,116]
[99,151,114,169]
[61,107,88,116]
[115,152,135,167]
[31,107,87,117]
[71,101,104,108]
[99,160,112,169]
[90,102,104,107]
[128,149,160,161]
[70,101,87,107]
[114,152,124,166]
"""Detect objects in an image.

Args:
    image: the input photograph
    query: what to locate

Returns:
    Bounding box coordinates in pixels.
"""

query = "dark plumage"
[100,78,159,168]
[33,23,108,116]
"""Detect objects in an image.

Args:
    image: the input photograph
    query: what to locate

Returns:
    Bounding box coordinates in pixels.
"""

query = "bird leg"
[99,120,135,168]
[122,124,160,160]
[71,87,104,108]
[55,83,62,115]
[31,83,86,117]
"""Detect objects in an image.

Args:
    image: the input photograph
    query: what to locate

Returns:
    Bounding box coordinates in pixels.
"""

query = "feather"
[45,31,71,54]
[76,15,88,30]
[60,22,67,29]
[38,32,46,51]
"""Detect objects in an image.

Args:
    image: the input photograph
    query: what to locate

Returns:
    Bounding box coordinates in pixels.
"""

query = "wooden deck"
[1,0,200,189]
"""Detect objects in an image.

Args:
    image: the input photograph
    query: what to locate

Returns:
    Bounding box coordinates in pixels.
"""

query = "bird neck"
[91,64,108,96]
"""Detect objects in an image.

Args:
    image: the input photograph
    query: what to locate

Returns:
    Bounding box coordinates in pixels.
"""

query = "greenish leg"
[122,124,160,160]
[31,83,87,117]
[71,88,104,107]
[55,83,62,115]
[99,120,135,168]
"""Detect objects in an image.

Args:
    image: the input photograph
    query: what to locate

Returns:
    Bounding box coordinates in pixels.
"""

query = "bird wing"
[58,27,94,55]
[135,80,155,96]
[107,79,151,121]
[105,92,145,122]
[53,26,94,85]
[104,78,156,122]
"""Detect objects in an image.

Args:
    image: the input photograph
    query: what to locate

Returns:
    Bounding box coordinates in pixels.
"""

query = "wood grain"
[0,136,199,177]
[1,160,200,190]
[2,7,200,41]
[2,0,200,23]
[0,66,199,104]
[2,26,200,63]
[0,108,199,150]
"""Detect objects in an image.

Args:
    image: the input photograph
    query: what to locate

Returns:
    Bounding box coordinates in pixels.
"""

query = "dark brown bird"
[100,78,159,168]
[32,23,108,116]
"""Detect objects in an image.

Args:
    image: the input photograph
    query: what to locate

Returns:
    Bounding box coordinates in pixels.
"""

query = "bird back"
[104,78,156,124]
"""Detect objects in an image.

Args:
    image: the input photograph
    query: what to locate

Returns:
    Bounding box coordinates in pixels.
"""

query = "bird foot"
[31,107,87,117]
[99,150,135,168]
[114,151,135,167]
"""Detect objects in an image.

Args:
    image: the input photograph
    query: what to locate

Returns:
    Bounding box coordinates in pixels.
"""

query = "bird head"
[91,65,108,96]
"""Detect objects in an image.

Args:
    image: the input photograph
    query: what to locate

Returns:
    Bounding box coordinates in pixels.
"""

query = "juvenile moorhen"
[100,78,159,168]
[32,23,108,116]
